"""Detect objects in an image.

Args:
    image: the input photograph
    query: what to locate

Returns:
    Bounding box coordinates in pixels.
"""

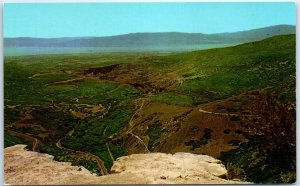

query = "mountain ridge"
[5,25,295,48]
[5,24,295,39]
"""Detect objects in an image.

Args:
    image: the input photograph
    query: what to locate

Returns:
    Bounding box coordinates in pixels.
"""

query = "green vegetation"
[40,144,71,161]
[152,92,194,106]
[43,81,140,104]
[217,104,226,110]
[226,108,243,113]
[147,122,166,150]
[4,53,142,105]
[164,35,295,103]
[230,97,249,105]
[221,135,296,183]
[72,160,101,175]
[4,132,27,148]
[228,139,242,146]
[230,115,241,121]
[4,53,144,171]
[221,93,296,184]
[223,129,231,134]
[4,108,20,123]
[62,106,133,169]
[185,128,213,150]
[234,130,243,134]
[31,107,77,139]
[40,144,102,175]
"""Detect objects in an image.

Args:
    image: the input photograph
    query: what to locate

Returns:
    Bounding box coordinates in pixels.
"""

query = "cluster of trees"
[243,93,296,171]
[221,91,296,183]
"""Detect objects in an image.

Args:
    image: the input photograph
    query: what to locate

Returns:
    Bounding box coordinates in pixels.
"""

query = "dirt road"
[55,140,109,175]
[6,129,41,152]
[198,108,255,117]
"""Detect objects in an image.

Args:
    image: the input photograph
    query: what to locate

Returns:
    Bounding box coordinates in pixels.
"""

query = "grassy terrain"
[40,143,102,175]
[152,92,194,106]
[4,53,145,171]
[147,123,167,150]
[4,53,144,105]
[4,132,27,148]
[171,35,295,104]
[138,35,289,102]
[62,105,133,169]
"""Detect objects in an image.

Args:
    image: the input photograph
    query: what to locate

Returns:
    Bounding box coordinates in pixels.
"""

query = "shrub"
[228,139,242,146]
[223,129,231,134]
[243,93,296,170]
[230,115,241,121]
[221,93,296,183]
[217,104,226,110]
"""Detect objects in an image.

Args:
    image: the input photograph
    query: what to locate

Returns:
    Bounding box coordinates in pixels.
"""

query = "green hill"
[155,34,295,104]
[4,34,295,106]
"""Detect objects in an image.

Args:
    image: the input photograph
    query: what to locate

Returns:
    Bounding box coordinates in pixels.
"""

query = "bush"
[228,139,241,146]
[221,93,296,184]
[230,115,241,121]
[217,104,226,110]
[243,93,296,170]
[223,129,231,134]
[184,128,213,149]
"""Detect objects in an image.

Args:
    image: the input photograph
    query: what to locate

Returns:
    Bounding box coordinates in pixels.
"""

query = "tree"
[242,93,296,170]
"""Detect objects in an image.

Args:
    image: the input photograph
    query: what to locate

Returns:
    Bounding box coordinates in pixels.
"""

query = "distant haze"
[4,25,296,56]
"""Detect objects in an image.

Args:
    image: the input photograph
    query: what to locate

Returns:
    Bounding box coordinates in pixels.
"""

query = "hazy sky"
[4,2,296,38]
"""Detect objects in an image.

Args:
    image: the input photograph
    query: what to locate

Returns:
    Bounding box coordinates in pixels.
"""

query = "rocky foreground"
[5,145,248,184]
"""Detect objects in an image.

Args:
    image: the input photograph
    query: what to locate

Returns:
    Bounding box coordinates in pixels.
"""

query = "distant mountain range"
[5,25,295,48]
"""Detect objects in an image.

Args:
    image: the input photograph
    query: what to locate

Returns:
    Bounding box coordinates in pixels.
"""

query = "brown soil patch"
[117,101,192,154]
[45,76,100,86]
[159,108,246,157]
[156,92,258,158]
[83,64,120,75]
[118,91,259,159]
[83,63,179,94]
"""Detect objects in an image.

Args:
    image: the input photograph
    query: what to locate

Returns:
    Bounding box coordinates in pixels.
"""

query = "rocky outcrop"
[5,145,249,184]
[110,152,239,184]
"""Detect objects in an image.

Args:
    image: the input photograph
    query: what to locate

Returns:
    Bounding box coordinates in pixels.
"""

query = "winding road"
[5,96,149,175]
[126,99,150,153]
[55,138,109,175]
[128,132,150,153]
[105,143,115,162]
[6,129,42,152]
[198,108,256,117]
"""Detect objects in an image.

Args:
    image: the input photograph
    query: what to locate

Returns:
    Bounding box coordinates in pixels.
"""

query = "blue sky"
[4,2,296,38]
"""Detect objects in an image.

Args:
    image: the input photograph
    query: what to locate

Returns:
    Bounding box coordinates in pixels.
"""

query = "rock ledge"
[5,145,248,184]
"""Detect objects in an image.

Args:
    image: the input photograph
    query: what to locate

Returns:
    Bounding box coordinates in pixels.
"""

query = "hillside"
[5,25,295,48]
